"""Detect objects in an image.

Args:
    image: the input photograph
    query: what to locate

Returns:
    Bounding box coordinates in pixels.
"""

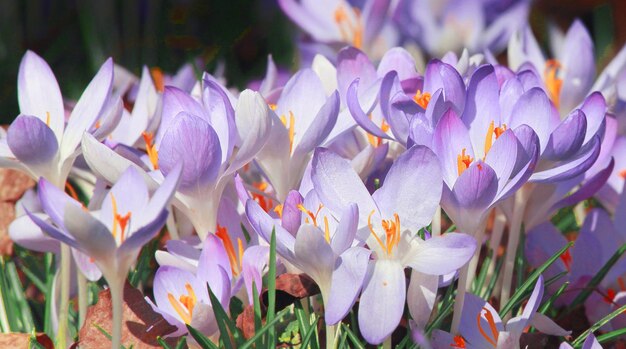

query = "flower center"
[110,194,132,243]
[367,210,401,256]
[484,120,507,156]
[477,306,499,348]
[450,335,467,348]
[298,204,331,243]
[280,111,296,154]
[367,115,390,147]
[142,132,159,170]
[167,282,197,324]
[412,90,431,109]
[150,67,165,93]
[216,224,244,276]
[334,5,363,48]
[544,59,563,109]
[457,148,473,176]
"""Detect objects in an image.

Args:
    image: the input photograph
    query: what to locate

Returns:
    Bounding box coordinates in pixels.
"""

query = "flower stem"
[499,190,527,319]
[109,277,124,349]
[326,323,337,349]
[77,270,88,328]
[432,206,442,237]
[56,244,71,349]
[382,336,392,349]
[450,262,469,334]
[483,207,506,295]
[464,221,487,290]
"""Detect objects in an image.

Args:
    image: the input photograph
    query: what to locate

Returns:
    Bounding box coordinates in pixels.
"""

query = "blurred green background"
[0,0,623,124]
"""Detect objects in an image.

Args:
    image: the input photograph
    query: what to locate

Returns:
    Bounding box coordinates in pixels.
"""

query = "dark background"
[0,0,623,124]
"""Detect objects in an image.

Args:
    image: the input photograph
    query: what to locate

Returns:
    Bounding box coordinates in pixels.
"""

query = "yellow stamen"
[412,90,431,109]
[150,67,165,93]
[279,111,296,154]
[366,115,389,147]
[237,238,244,271]
[268,103,277,111]
[142,132,159,170]
[457,148,473,176]
[298,204,323,227]
[273,204,284,218]
[544,59,563,109]
[483,121,507,156]
[323,216,331,244]
[334,5,363,48]
[45,112,51,127]
[216,225,241,276]
[167,283,196,324]
[367,210,401,256]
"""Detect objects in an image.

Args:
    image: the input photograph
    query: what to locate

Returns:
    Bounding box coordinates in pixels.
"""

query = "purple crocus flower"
[81,80,272,238]
[256,68,340,201]
[431,275,569,349]
[278,0,395,59]
[27,165,180,283]
[0,51,121,188]
[150,234,232,338]
[311,145,476,344]
[395,0,530,57]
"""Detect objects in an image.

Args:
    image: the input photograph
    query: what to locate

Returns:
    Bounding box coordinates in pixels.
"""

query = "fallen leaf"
[0,169,35,256]
[262,273,320,311]
[0,332,53,348]
[77,282,180,348]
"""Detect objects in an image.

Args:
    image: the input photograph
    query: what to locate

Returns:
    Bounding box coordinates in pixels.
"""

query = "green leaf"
[499,241,574,317]
[186,324,220,349]
[340,323,365,349]
[156,336,173,349]
[482,254,504,299]
[300,316,319,348]
[206,284,241,349]
[472,249,493,294]
[572,304,626,347]
[568,242,626,310]
[251,282,264,348]
[596,327,626,345]
[539,281,569,315]
[266,227,277,347]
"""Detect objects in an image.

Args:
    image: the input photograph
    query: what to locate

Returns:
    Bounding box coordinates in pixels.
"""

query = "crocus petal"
[529,313,571,337]
[404,233,476,275]
[311,147,378,227]
[25,209,79,250]
[202,78,237,165]
[451,162,498,213]
[157,86,209,146]
[407,270,438,328]
[510,88,557,154]
[432,109,475,187]
[7,115,58,168]
[551,158,614,212]
[579,92,607,145]
[376,47,418,82]
[277,0,339,43]
[282,190,304,236]
[294,90,340,155]
[158,112,222,193]
[72,249,103,282]
[559,20,595,113]
[517,275,544,335]
[373,145,442,231]
[197,235,233,304]
[330,203,359,254]
[347,78,391,139]
[337,47,378,102]
[61,58,114,159]
[63,204,117,261]
[81,133,146,186]
[37,177,82,229]
[9,214,60,253]
[459,292,504,348]
[99,166,150,232]
[358,259,406,345]
[294,224,336,290]
[423,59,465,112]
[118,210,169,261]
[242,245,269,304]
[544,110,587,160]
[325,246,370,325]
[17,51,64,141]
[462,65,501,153]
[228,90,271,172]
[484,129,519,193]
[245,200,296,261]
[531,136,601,183]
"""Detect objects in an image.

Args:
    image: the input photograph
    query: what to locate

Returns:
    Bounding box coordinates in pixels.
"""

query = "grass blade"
[240,308,289,349]
[596,327,626,344]
[156,336,173,349]
[186,324,219,349]
[266,228,277,347]
[572,304,626,347]
[251,282,264,348]
[568,242,626,310]
[499,241,573,317]
[340,323,365,349]
[206,284,244,348]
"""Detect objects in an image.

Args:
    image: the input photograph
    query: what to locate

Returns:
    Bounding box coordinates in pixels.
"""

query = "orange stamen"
[560,249,573,272]
[216,224,241,276]
[65,182,80,201]
[252,181,274,213]
[477,307,499,347]
[367,210,401,255]
[142,132,159,170]
[273,204,284,218]
[412,90,431,109]
[457,148,473,176]
[333,5,363,48]
[110,194,131,242]
[297,204,323,227]
[366,116,389,147]
[451,335,467,348]
[619,169,626,179]
[484,121,507,156]
[150,67,165,93]
[544,59,563,109]
[268,103,277,111]
[603,288,617,304]
[167,283,196,324]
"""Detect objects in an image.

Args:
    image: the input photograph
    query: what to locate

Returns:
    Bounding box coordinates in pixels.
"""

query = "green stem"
[382,336,391,349]
[77,270,88,328]
[483,207,506,295]
[56,244,71,349]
